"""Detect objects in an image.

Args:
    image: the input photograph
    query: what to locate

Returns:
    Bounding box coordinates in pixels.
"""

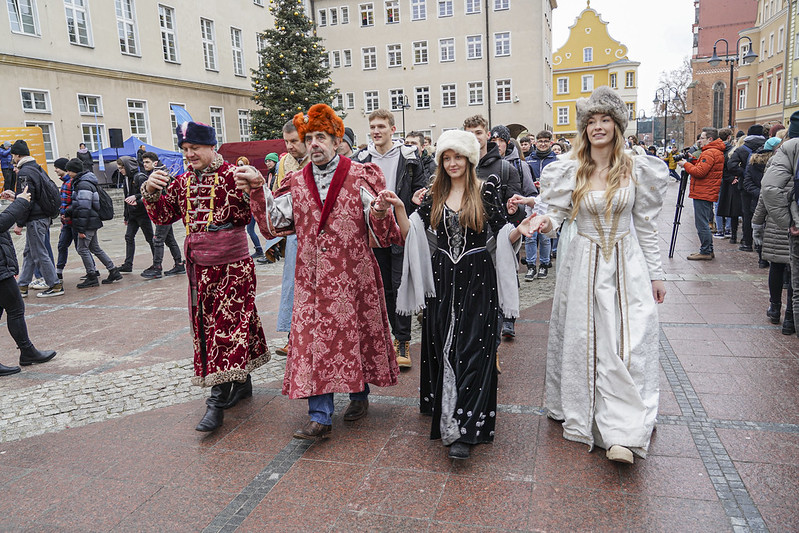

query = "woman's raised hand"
[411,187,428,205]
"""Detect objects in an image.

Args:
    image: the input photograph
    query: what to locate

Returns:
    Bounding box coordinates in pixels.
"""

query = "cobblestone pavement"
[1,183,798,532]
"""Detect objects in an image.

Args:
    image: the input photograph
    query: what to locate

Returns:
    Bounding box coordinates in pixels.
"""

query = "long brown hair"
[570,120,633,220]
[429,154,485,232]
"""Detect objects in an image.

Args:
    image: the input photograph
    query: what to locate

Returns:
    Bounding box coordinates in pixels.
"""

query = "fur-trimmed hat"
[176,121,217,147]
[293,104,345,140]
[10,140,30,156]
[490,125,511,143]
[575,86,628,133]
[434,130,481,167]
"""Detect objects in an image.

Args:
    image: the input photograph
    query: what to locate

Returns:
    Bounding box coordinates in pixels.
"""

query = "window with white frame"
[439,38,455,62]
[738,86,747,110]
[127,99,149,144]
[209,107,224,144]
[64,0,91,46]
[794,77,799,103]
[238,110,250,141]
[415,86,430,108]
[557,106,569,125]
[466,35,482,59]
[254,0,263,5]
[360,3,374,26]
[494,32,510,57]
[231,27,245,76]
[468,81,484,105]
[169,103,183,150]
[583,47,593,62]
[201,18,217,70]
[769,32,774,57]
[256,32,267,53]
[330,7,338,24]
[115,0,139,55]
[20,88,50,113]
[332,94,343,109]
[387,43,402,67]
[385,0,399,23]
[158,4,178,62]
[321,54,329,69]
[494,0,509,10]
[556,77,568,94]
[496,79,511,103]
[343,49,352,66]
[778,26,784,51]
[24,122,56,160]
[609,72,617,89]
[390,88,405,111]
[362,46,377,69]
[413,40,428,64]
[81,124,105,152]
[466,0,480,14]
[318,8,327,26]
[411,0,426,20]
[441,84,456,107]
[581,74,594,92]
[331,50,341,68]
[346,92,355,109]
[77,94,102,115]
[438,0,452,17]
[7,0,39,36]
[626,103,635,120]
[365,90,379,112]
[341,5,349,23]
[625,71,635,88]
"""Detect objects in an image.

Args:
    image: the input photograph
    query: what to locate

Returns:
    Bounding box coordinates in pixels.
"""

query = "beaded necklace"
[184,170,219,235]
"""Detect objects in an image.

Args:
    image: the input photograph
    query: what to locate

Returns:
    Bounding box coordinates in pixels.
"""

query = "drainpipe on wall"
[484,0,492,126]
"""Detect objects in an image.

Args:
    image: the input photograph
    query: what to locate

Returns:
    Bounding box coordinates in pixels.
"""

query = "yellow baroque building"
[552,2,640,141]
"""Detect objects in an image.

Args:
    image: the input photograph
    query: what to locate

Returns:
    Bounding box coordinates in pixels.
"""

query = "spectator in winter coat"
[405,131,436,182]
[744,137,781,268]
[76,143,93,172]
[53,157,92,280]
[118,156,154,273]
[728,124,766,251]
[0,141,13,191]
[524,130,558,281]
[140,152,184,279]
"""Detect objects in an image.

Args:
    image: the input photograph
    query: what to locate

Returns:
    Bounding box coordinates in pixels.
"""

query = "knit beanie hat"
[175,121,217,147]
[490,125,511,143]
[342,127,355,150]
[747,124,764,137]
[53,157,69,171]
[575,86,628,133]
[10,140,30,156]
[736,130,746,139]
[435,129,481,167]
[65,158,84,173]
[764,137,782,151]
[788,112,799,139]
[264,152,279,164]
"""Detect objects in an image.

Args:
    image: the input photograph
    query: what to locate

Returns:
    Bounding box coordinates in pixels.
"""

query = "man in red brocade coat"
[143,121,269,433]
[237,104,402,440]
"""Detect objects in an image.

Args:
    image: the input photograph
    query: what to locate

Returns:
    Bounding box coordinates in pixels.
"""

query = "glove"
[752,223,764,247]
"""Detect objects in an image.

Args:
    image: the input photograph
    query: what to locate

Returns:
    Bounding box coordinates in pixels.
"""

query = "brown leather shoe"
[395,340,411,369]
[276,342,289,356]
[293,421,331,440]
[686,252,714,261]
[343,399,368,421]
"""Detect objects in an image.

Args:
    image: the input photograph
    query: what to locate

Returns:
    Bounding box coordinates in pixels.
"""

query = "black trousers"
[1,168,13,192]
[740,191,755,246]
[123,213,154,267]
[768,262,793,312]
[373,246,411,342]
[0,276,33,351]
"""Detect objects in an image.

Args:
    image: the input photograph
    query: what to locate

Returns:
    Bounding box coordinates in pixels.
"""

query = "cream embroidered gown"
[539,155,668,458]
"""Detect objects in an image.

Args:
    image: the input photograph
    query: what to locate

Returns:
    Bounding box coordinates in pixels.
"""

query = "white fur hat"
[435,129,481,167]
[575,85,628,133]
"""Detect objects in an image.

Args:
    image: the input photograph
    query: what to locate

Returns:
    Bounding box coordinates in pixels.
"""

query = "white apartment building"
[1,0,273,162]
[310,0,558,144]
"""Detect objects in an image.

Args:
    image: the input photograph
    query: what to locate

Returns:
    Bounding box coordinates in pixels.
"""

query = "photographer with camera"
[677,127,725,261]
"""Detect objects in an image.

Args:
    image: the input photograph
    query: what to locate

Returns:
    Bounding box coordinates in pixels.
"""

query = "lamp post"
[708,37,758,129]
[653,87,680,152]
[635,110,647,139]
[400,94,411,138]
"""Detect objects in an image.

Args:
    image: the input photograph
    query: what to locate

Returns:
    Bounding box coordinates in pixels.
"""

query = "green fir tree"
[250,0,340,140]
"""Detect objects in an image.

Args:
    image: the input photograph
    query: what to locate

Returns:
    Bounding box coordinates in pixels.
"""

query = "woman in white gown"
[524,86,668,464]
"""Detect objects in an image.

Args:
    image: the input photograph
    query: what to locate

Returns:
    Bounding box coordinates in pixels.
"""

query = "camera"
[672,153,695,163]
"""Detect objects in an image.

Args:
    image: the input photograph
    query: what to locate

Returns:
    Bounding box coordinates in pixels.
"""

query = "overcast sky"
[552,0,695,115]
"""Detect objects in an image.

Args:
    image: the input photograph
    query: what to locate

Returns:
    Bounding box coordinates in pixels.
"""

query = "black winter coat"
[0,198,32,281]
[15,159,50,224]
[120,157,148,220]
[717,141,742,218]
[76,150,93,172]
[727,136,764,191]
[477,142,523,224]
[353,145,427,215]
[65,171,103,233]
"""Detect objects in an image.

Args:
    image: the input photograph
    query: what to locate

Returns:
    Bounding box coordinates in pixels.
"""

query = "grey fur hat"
[575,86,628,133]
[435,129,481,167]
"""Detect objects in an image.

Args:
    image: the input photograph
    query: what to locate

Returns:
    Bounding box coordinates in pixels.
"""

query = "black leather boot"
[221,374,252,409]
[19,345,57,366]
[195,382,232,432]
[767,302,781,324]
[0,363,21,376]
[783,307,795,335]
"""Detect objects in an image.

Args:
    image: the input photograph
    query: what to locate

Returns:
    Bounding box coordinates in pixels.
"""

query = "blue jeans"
[246,216,262,254]
[307,384,370,425]
[277,235,297,332]
[525,232,551,266]
[19,219,58,287]
[33,226,54,280]
[693,199,714,255]
[713,201,731,234]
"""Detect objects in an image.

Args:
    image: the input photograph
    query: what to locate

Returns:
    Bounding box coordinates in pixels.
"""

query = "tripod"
[668,170,689,258]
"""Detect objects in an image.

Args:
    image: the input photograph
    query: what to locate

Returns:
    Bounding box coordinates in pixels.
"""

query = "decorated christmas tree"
[250,0,340,140]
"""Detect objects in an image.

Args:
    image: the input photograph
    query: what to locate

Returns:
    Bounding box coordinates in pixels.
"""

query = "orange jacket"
[684,138,725,202]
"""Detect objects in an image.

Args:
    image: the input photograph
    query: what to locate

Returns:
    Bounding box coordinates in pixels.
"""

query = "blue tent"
[90,136,184,176]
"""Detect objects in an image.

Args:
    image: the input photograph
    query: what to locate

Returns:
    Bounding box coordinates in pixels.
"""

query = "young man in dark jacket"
[727,124,766,251]
[524,130,558,281]
[405,130,436,182]
[10,140,62,298]
[117,156,154,273]
[140,152,184,278]
[64,158,121,287]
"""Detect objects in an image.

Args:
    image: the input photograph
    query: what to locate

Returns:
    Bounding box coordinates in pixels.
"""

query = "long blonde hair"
[429,157,485,232]
[570,121,633,220]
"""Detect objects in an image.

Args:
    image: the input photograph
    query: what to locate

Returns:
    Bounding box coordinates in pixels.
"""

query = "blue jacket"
[526,150,558,183]
[0,146,11,170]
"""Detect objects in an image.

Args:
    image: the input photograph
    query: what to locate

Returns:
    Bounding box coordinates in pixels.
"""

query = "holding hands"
[233,166,265,195]
[372,190,404,219]
[516,213,552,238]
[411,187,427,206]
[507,194,536,215]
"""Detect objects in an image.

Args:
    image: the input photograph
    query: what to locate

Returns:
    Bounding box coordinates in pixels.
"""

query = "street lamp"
[653,87,681,151]
[708,37,758,129]
[635,109,647,139]
[400,94,411,138]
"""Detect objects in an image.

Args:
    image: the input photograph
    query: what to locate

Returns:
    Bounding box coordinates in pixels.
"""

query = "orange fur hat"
[293,103,345,140]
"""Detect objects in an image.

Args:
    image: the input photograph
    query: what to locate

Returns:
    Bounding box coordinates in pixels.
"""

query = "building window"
[415,86,430,109]
[7,0,39,36]
[256,32,267,54]
[331,50,341,68]
[413,40,428,64]
[626,102,635,121]
[387,43,402,67]
[438,0,452,17]
[360,3,374,26]
[24,122,56,160]
[77,94,102,115]
[343,49,352,66]
[318,8,327,26]
[761,38,766,60]
[793,77,798,102]
[169,103,184,150]
[127,99,149,144]
[776,74,782,103]
[583,47,593,62]
[625,71,635,88]
[581,74,594,92]
[64,0,91,46]
[341,6,349,23]
[778,26,785,52]
[494,32,511,57]
[411,0,426,20]
[557,106,569,125]
[769,33,774,57]
[738,86,747,110]
[712,81,725,128]
[439,38,455,62]
[389,88,405,111]
[441,84,456,107]
[332,94,343,109]
[158,4,178,62]
[385,0,399,23]
[115,0,139,55]
[346,92,355,109]
[201,18,217,71]
[362,46,377,69]
[767,77,773,105]
[253,0,263,5]
[556,77,568,94]
[757,81,763,107]
[321,54,329,69]
[494,0,509,10]
[81,124,105,152]
[209,107,224,144]
[466,0,480,14]
[466,35,482,59]
[238,110,250,142]
[496,79,511,103]
[365,90,379,112]
[468,81,484,105]
[231,27,245,76]
[609,72,617,89]
[20,88,50,113]
[328,7,337,24]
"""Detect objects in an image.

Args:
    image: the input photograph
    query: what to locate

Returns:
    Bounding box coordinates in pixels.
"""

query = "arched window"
[712,81,726,128]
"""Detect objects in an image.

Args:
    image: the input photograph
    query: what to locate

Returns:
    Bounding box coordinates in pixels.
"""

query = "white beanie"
[435,130,481,167]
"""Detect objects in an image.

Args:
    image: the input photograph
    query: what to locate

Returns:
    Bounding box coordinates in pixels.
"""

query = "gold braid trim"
[191,352,271,388]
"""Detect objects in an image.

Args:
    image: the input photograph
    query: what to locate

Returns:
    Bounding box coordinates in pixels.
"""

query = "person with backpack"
[63,158,121,288]
[9,140,63,298]
[117,156,154,273]
[727,124,766,252]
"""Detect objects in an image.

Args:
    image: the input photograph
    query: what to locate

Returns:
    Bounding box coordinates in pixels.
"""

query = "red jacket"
[684,138,725,202]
